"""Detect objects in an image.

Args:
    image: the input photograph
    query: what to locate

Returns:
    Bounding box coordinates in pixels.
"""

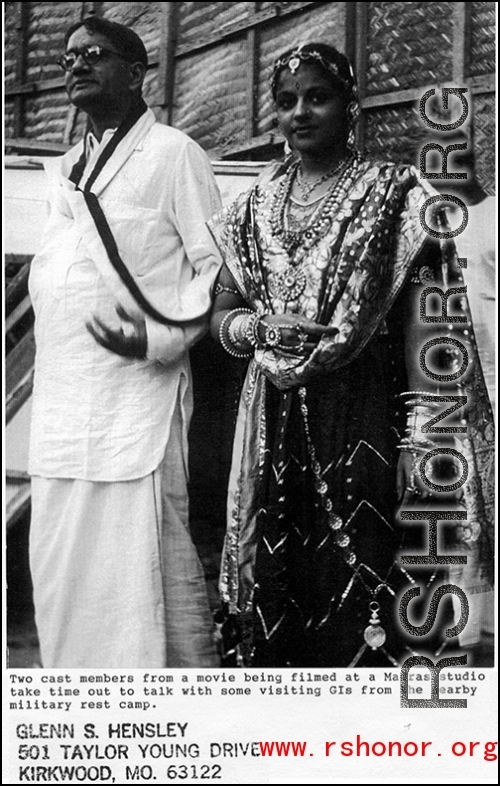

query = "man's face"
[64,27,135,115]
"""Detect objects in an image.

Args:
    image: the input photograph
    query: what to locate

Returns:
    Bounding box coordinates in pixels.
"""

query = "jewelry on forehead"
[272,47,351,92]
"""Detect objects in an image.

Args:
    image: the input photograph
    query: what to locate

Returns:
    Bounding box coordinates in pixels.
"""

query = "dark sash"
[70,100,204,326]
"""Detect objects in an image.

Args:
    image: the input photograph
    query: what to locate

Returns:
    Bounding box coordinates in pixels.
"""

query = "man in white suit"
[28,16,221,667]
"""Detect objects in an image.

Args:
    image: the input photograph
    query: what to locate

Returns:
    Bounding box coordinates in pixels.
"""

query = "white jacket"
[29,109,221,481]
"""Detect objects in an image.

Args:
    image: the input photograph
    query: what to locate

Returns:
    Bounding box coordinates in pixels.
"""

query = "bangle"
[398,391,442,400]
[398,438,434,452]
[229,314,252,346]
[219,309,254,358]
[245,313,261,348]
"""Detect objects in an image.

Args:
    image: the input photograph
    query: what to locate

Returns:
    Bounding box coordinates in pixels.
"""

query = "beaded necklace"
[268,153,358,302]
[296,157,346,201]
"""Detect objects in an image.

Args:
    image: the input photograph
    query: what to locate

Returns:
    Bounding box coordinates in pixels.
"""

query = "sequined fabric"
[208,161,494,667]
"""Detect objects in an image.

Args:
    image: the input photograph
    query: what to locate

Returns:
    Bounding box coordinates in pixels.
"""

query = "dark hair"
[65,16,148,68]
[271,42,354,99]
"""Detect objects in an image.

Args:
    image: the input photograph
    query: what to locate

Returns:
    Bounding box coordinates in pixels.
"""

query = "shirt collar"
[85,127,117,160]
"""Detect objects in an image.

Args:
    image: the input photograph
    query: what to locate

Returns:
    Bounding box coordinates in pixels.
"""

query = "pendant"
[270,266,307,301]
[363,602,386,650]
[280,229,303,254]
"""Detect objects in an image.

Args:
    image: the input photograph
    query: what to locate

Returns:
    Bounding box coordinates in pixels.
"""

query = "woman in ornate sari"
[208,43,494,667]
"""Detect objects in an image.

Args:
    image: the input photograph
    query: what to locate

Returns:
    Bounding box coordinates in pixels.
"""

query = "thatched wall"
[4,1,496,186]
[361,1,495,189]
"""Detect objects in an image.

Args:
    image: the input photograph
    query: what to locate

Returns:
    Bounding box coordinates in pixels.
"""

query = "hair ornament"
[271,45,350,94]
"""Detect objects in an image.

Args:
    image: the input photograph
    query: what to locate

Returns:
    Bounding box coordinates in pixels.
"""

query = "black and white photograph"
[4,2,496,783]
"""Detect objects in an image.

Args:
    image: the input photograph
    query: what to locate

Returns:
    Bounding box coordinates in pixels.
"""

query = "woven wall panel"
[363,97,495,197]
[363,104,423,167]
[25,2,81,83]
[22,0,77,142]
[473,92,495,195]
[4,2,21,88]
[171,41,248,151]
[468,1,496,77]
[259,1,316,10]
[100,2,162,63]
[256,3,346,136]
[5,103,16,140]
[3,1,496,159]
[24,92,73,142]
[177,2,253,46]
[366,2,453,95]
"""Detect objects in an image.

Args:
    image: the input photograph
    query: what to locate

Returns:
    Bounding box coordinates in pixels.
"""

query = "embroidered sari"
[209,160,494,667]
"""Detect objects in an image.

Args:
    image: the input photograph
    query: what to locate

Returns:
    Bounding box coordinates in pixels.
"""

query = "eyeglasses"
[57,45,130,72]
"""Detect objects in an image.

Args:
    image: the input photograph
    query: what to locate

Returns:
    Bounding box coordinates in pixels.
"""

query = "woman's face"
[275,62,348,159]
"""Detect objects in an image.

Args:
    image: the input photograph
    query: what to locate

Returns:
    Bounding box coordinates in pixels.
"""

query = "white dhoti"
[30,406,217,668]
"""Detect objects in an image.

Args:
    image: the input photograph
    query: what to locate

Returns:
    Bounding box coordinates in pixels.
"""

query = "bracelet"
[229,314,253,346]
[246,313,262,349]
[398,391,442,400]
[219,309,254,358]
[398,394,439,455]
[404,400,441,411]
[404,409,440,441]
[215,283,240,298]
[398,438,434,453]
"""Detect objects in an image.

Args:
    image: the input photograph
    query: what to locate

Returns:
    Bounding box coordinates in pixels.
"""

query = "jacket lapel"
[79,104,156,195]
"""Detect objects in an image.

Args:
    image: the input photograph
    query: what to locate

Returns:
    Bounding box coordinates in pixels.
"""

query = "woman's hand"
[396,451,414,504]
[259,313,338,356]
[396,450,431,505]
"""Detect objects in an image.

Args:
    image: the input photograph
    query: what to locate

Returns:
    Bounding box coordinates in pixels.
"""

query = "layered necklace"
[296,157,346,201]
[269,152,358,302]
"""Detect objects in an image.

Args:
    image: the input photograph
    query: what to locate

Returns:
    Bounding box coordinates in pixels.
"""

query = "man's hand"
[86,306,147,359]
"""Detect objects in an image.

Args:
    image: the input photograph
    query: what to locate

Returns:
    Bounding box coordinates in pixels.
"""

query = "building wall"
[170,1,346,150]
[4,2,495,192]
[360,1,495,191]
